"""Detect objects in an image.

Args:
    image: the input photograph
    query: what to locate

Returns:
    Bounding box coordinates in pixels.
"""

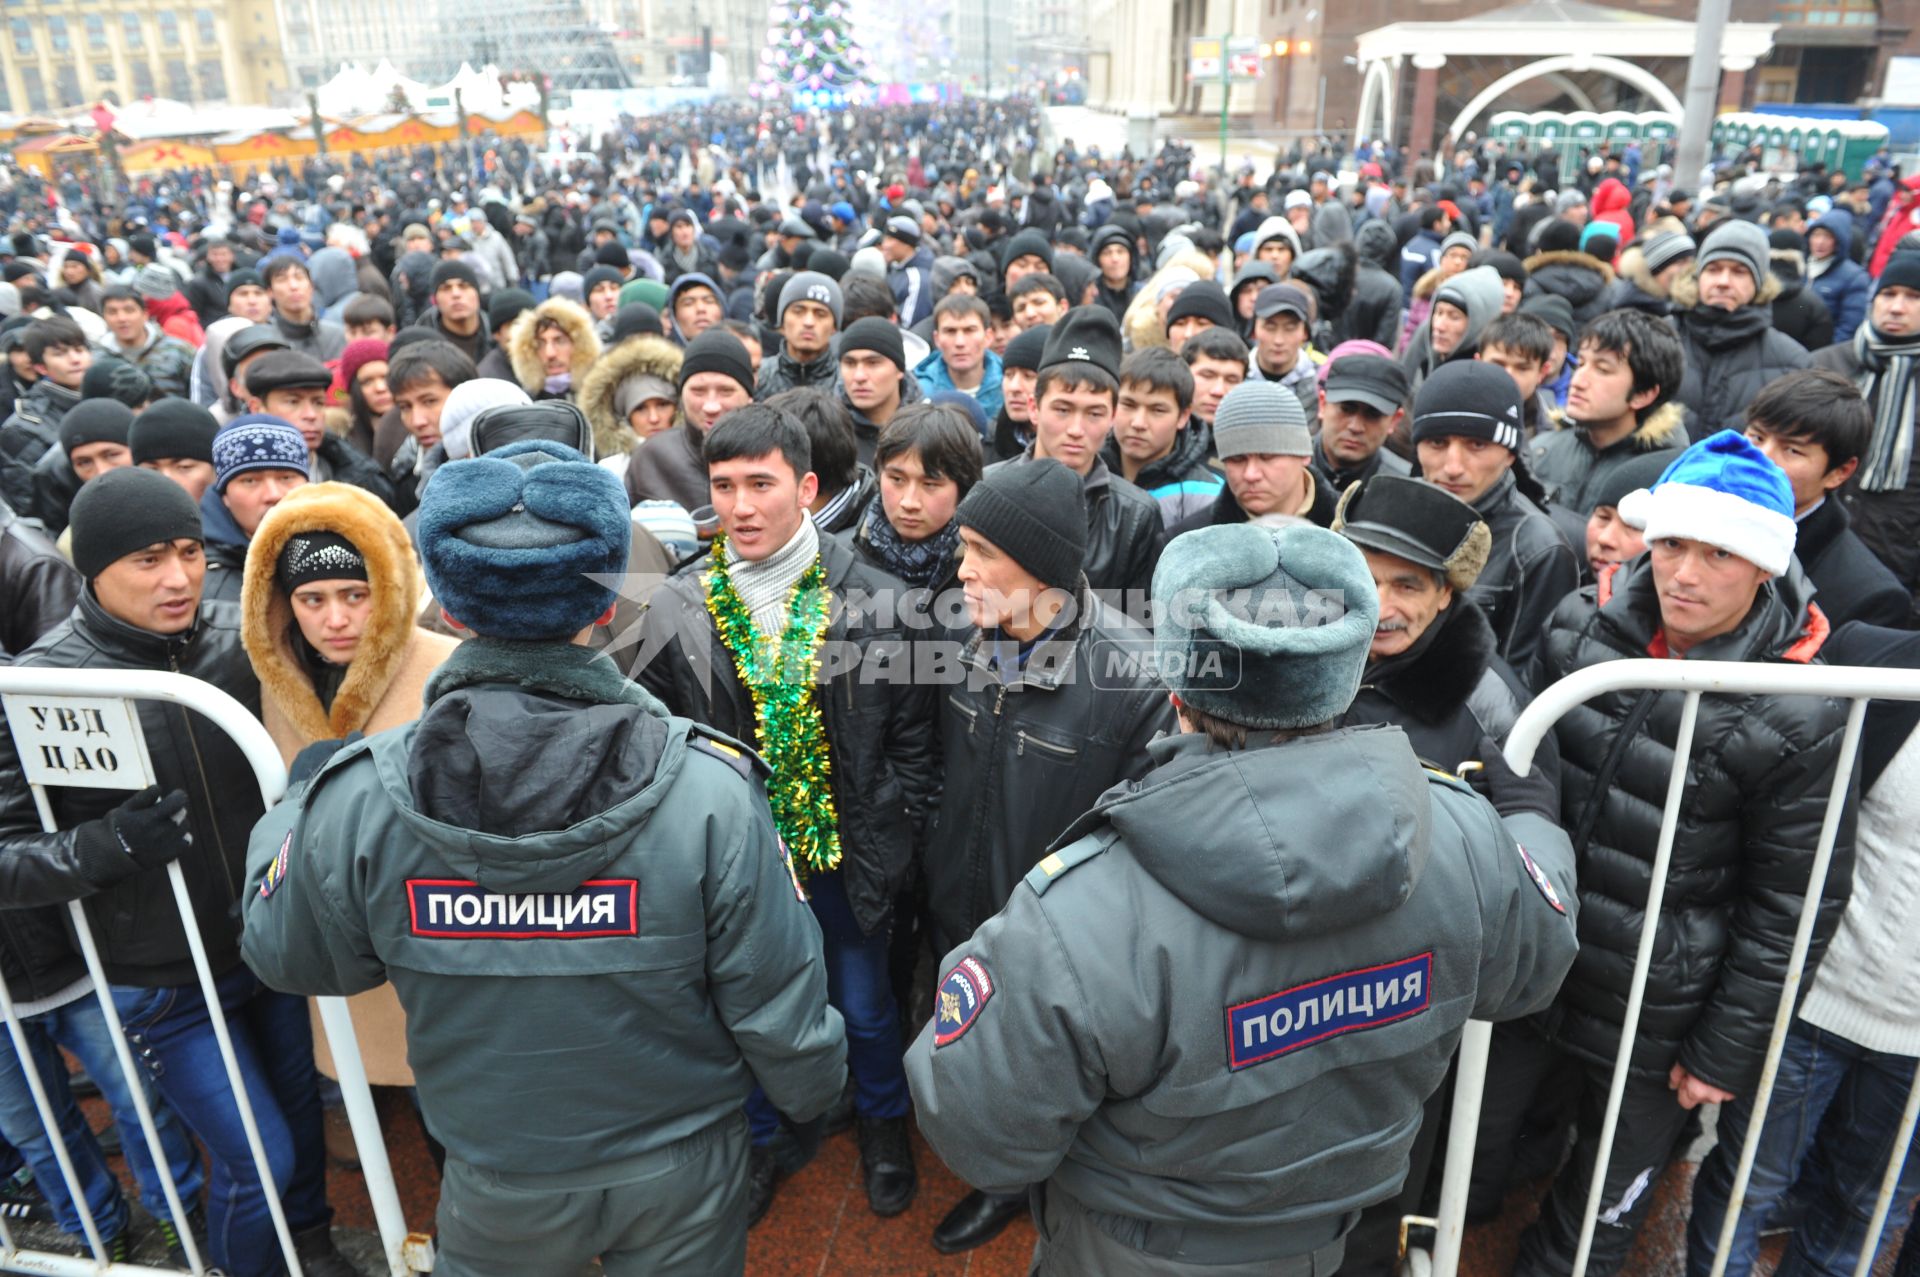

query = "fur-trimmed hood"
[577,332,684,462]
[1669,265,1784,311]
[240,482,449,746]
[1615,245,1661,296]
[1522,249,1617,288]
[1412,264,1450,301]
[507,296,603,396]
[1124,248,1222,351]
[1625,401,1687,451]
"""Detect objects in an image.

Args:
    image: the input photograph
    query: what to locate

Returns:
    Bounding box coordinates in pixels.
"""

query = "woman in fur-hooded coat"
[241,481,458,1086]
[507,295,602,403]
[1123,248,1226,352]
[577,331,684,467]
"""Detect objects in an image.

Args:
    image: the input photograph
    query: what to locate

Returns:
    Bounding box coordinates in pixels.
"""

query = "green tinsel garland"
[703,531,842,878]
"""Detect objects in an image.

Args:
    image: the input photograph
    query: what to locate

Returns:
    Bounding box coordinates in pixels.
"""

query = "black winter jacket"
[312,433,396,508]
[1766,251,1827,351]
[1523,250,1617,332]
[1530,560,1855,1090]
[0,500,79,656]
[631,532,938,936]
[0,592,265,988]
[755,348,837,398]
[1672,282,1812,443]
[922,586,1173,952]
[1467,470,1580,671]
[0,379,80,515]
[1794,497,1911,630]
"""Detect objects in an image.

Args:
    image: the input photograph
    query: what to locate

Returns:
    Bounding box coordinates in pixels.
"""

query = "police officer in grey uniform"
[241,439,847,1277]
[905,521,1580,1276]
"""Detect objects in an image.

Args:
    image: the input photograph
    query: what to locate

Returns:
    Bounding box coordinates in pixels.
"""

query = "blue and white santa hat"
[1617,429,1797,575]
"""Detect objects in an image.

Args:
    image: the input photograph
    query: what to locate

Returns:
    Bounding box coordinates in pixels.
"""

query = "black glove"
[288,732,363,786]
[1459,738,1559,824]
[106,786,192,872]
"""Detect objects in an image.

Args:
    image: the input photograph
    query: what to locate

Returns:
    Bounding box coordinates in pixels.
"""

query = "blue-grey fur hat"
[1152,523,1379,730]
[418,440,630,641]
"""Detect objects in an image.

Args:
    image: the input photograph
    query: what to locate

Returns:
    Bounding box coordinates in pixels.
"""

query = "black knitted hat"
[130,400,221,465]
[955,458,1088,592]
[69,466,202,579]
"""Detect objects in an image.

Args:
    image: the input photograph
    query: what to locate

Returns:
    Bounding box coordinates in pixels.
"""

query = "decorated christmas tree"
[752,0,870,107]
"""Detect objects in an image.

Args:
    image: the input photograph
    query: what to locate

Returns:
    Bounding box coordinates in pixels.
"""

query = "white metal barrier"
[1416,659,1920,1277]
[0,668,430,1276]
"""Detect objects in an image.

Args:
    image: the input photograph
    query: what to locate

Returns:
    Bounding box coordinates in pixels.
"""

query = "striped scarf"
[1855,322,1920,492]
[724,517,820,638]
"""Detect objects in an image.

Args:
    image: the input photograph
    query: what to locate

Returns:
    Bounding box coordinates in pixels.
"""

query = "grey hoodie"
[907,724,1576,1228]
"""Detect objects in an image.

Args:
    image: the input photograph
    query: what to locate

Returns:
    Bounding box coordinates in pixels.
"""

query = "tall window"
[131,60,153,96]
[166,58,190,98]
[55,64,78,105]
[122,13,144,48]
[157,11,180,46]
[84,13,105,49]
[45,15,67,52]
[194,9,216,45]
[197,57,225,99]
[20,65,45,111]
[10,16,31,54]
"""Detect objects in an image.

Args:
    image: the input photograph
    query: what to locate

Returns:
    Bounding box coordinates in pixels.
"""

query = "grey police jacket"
[241,639,847,1173]
[906,724,1579,1229]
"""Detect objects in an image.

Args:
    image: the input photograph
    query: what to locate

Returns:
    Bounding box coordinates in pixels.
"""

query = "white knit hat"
[439,379,532,461]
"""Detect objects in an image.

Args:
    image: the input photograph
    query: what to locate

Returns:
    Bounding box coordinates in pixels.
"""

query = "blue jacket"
[1400,229,1442,302]
[1808,212,1872,345]
[889,246,936,328]
[913,347,1004,422]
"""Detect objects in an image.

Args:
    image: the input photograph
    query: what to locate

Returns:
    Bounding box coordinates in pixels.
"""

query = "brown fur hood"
[1628,401,1687,449]
[1669,265,1784,311]
[1521,249,1617,286]
[507,296,602,396]
[1616,215,1692,295]
[577,333,684,462]
[1412,265,1449,300]
[1616,245,1659,294]
[1124,249,1224,351]
[240,482,434,742]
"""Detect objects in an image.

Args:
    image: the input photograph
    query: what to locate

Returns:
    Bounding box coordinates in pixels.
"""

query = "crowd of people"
[0,89,1917,1276]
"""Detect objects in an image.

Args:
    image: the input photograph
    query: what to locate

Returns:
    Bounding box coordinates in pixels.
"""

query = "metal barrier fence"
[0,667,430,1276]
[1415,658,1920,1277]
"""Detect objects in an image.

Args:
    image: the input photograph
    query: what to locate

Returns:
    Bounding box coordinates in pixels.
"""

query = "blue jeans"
[1687,1019,1920,1277]
[113,965,330,1276]
[748,869,907,1144]
[0,995,204,1240]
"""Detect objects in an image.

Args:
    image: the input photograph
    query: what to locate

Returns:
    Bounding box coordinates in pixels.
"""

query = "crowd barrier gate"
[1412,658,1920,1277]
[0,667,431,1276]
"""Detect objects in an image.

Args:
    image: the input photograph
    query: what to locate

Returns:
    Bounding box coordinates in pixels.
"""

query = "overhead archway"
[1446,54,1683,146]
[1356,59,1396,144]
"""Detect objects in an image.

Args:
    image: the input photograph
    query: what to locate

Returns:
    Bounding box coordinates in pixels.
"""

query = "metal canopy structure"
[1353,0,1777,151]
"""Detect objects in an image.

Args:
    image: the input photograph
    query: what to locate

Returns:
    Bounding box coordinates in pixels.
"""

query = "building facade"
[1093,0,1919,145]
[0,0,286,112]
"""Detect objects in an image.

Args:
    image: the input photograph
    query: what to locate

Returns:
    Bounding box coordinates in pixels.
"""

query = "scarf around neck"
[1854,322,1920,491]
[725,516,821,637]
[860,505,960,589]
